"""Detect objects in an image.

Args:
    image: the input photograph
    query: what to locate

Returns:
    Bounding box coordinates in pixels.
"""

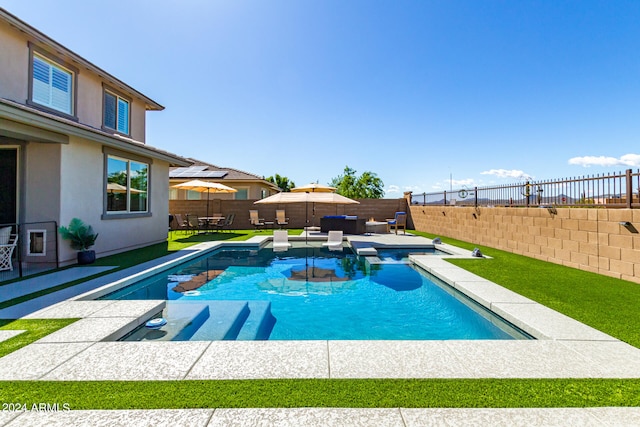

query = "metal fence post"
[626,169,633,209]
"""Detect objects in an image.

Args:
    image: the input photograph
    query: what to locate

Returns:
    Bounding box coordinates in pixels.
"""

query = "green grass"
[1,379,639,409]
[2,229,640,409]
[411,231,640,348]
[0,319,78,358]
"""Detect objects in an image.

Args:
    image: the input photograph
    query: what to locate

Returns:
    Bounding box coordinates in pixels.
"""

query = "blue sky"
[3,0,640,197]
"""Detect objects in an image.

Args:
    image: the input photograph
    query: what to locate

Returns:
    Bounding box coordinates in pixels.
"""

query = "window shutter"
[51,66,72,114]
[32,55,72,114]
[104,92,116,129]
[117,98,129,134]
[32,56,51,106]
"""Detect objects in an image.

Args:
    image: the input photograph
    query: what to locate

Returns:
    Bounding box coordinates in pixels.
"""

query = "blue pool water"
[101,244,529,341]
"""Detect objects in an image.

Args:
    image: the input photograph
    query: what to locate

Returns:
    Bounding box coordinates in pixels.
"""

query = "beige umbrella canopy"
[255,191,359,233]
[172,179,237,218]
[291,183,337,193]
[254,192,358,205]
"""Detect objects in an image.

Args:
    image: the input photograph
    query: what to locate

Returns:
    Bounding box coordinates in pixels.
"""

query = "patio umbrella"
[172,179,237,219]
[255,191,359,243]
[291,184,337,224]
[291,183,337,193]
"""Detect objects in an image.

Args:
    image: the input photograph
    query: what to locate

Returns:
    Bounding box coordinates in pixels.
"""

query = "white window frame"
[28,43,78,120]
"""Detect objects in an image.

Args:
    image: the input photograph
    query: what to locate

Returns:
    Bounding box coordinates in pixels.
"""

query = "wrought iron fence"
[411,169,640,209]
[0,221,59,283]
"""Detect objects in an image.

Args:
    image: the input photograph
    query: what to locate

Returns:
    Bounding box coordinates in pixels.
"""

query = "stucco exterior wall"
[23,142,61,223]
[56,137,170,264]
[409,204,640,284]
[0,20,29,102]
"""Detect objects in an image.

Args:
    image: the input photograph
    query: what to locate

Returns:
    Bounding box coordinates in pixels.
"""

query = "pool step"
[125,302,210,341]
[122,300,276,341]
[188,301,251,341]
[237,301,276,340]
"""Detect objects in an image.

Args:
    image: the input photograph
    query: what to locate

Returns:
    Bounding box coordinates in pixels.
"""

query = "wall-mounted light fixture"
[442,211,446,216]
[619,221,638,233]
[472,213,477,219]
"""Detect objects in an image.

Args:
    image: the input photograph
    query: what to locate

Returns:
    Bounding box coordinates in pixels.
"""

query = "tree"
[266,174,295,192]
[329,166,384,199]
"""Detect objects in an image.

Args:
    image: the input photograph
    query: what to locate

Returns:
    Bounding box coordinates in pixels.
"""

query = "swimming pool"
[100,244,530,341]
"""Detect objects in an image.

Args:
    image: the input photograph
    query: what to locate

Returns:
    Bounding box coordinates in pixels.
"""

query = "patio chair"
[186,214,200,233]
[322,230,343,251]
[216,213,236,232]
[249,210,266,231]
[172,214,190,233]
[0,233,18,271]
[387,212,407,234]
[272,230,291,252]
[275,210,289,228]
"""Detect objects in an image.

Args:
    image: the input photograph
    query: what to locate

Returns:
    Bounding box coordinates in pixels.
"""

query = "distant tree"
[266,174,295,192]
[329,166,384,199]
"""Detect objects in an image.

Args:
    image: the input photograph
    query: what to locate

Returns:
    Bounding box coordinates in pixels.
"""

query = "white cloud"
[451,178,475,187]
[480,169,532,180]
[386,185,401,194]
[568,154,640,167]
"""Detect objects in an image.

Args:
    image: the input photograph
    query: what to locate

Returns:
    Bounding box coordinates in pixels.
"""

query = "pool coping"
[1,233,639,381]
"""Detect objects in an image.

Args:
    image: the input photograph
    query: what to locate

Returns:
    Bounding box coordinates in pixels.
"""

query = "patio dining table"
[198,216,225,232]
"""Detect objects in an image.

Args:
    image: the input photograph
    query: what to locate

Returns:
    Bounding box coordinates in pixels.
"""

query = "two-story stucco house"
[0,8,189,269]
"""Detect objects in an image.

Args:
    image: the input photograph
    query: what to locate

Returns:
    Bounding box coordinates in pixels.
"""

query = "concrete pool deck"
[1,231,639,425]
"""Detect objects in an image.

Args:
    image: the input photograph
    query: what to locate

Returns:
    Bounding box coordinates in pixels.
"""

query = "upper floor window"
[103,88,130,135]
[29,47,77,118]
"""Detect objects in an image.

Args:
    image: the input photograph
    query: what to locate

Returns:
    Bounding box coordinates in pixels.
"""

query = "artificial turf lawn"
[1,379,639,409]
[0,319,78,358]
[410,231,640,349]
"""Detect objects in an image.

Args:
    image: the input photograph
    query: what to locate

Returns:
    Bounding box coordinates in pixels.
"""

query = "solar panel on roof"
[169,167,228,178]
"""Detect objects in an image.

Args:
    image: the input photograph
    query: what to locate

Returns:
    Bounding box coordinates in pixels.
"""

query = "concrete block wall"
[409,205,640,284]
[169,198,408,230]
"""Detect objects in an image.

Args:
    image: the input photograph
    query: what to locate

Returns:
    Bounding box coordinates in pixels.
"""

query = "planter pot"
[77,250,96,265]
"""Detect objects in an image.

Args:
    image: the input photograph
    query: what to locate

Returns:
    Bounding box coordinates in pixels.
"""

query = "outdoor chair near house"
[275,210,289,228]
[216,213,236,232]
[0,230,18,272]
[386,212,407,234]
[249,210,266,231]
[322,230,343,251]
[172,214,190,233]
[186,214,200,234]
[272,230,291,252]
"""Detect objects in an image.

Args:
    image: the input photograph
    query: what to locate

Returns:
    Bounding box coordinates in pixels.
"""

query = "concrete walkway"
[1,233,639,426]
[2,407,640,426]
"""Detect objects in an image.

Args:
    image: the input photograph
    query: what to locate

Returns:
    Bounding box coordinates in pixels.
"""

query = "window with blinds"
[31,54,73,115]
[103,89,130,135]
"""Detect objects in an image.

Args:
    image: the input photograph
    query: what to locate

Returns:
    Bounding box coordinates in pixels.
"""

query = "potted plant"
[58,218,99,265]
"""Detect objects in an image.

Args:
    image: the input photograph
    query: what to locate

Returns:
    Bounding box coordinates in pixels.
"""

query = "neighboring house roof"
[0,98,191,166]
[170,158,281,191]
[0,7,163,111]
